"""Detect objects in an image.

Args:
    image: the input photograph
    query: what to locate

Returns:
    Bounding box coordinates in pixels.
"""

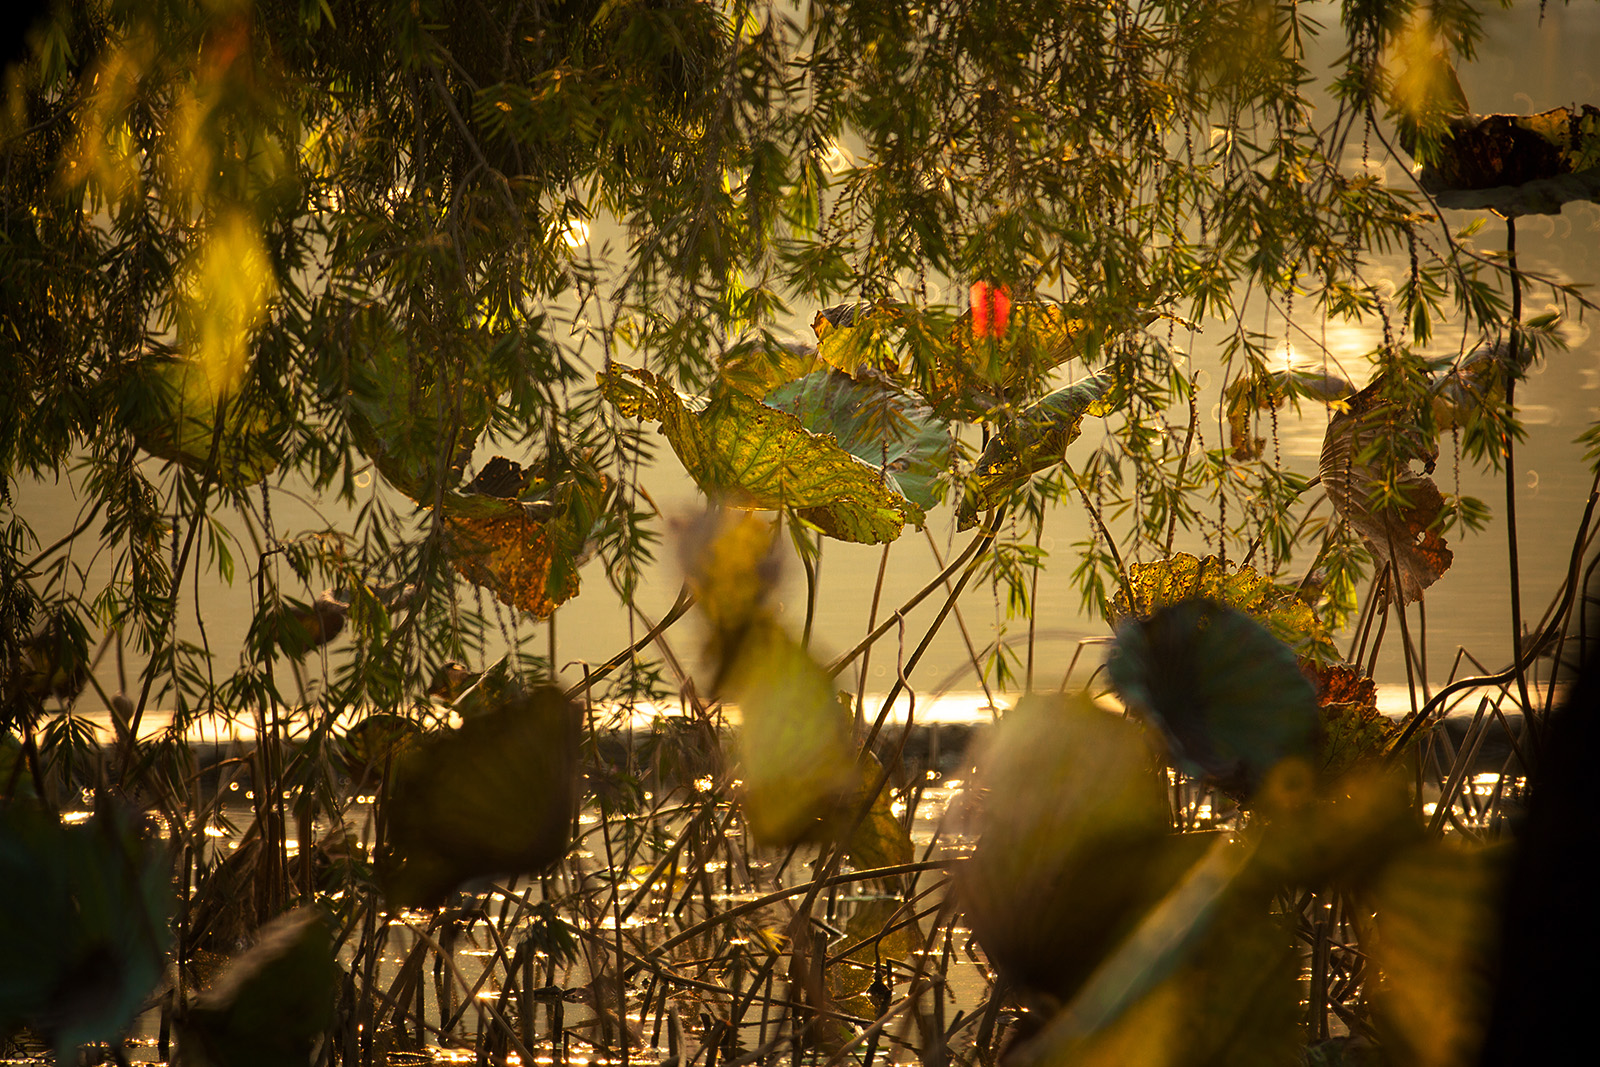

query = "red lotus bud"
[971,281,1012,339]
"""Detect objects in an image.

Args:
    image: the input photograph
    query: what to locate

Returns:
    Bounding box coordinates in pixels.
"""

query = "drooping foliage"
[0,0,1585,1062]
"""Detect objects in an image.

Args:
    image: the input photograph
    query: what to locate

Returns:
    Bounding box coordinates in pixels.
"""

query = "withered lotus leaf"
[1318,379,1453,604]
[1109,553,1334,662]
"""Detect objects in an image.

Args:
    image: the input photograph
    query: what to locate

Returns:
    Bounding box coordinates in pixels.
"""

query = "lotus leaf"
[133,356,280,487]
[1318,379,1453,604]
[955,367,1118,530]
[378,683,580,907]
[764,369,951,511]
[1108,599,1319,800]
[180,908,338,1067]
[599,364,923,544]
[1109,552,1333,661]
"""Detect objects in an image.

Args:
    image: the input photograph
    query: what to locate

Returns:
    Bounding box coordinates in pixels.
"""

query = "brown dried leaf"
[1318,379,1453,603]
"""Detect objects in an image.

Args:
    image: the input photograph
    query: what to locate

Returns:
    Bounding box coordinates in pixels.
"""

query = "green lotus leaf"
[1108,552,1334,662]
[599,364,923,544]
[378,683,580,908]
[716,335,824,397]
[956,366,1118,530]
[1108,599,1319,801]
[133,356,280,487]
[343,315,502,500]
[764,369,951,511]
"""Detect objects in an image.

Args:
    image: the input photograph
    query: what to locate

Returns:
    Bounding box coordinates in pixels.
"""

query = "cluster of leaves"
[0,0,1589,1063]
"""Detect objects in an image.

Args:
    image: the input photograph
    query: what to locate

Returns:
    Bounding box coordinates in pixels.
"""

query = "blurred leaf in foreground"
[1362,841,1501,1067]
[600,364,922,544]
[0,805,170,1057]
[957,693,1203,1002]
[379,683,580,908]
[956,367,1119,530]
[1109,552,1334,662]
[679,510,856,845]
[1007,841,1299,1067]
[1108,599,1319,801]
[179,908,338,1067]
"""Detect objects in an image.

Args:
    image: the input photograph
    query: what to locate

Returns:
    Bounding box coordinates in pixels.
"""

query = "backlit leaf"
[378,683,580,908]
[442,460,603,618]
[1363,841,1500,1067]
[1109,553,1333,661]
[599,364,923,544]
[1318,379,1453,603]
[1302,662,1402,776]
[726,619,857,846]
[1108,599,1319,800]
[764,369,952,511]
[957,693,1196,1001]
[955,367,1118,530]
[717,335,823,397]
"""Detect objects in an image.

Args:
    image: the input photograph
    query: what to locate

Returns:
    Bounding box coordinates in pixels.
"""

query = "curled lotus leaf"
[1225,367,1355,461]
[764,369,952,511]
[1109,552,1334,662]
[1318,379,1453,604]
[956,367,1118,530]
[1108,599,1319,801]
[1302,661,1402,776]
[1411,105,1600,215]
[599,364,923,545]
[442,459,602,619]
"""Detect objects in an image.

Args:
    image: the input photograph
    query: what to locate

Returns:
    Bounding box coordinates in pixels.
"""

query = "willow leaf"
[599,364,922,544]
